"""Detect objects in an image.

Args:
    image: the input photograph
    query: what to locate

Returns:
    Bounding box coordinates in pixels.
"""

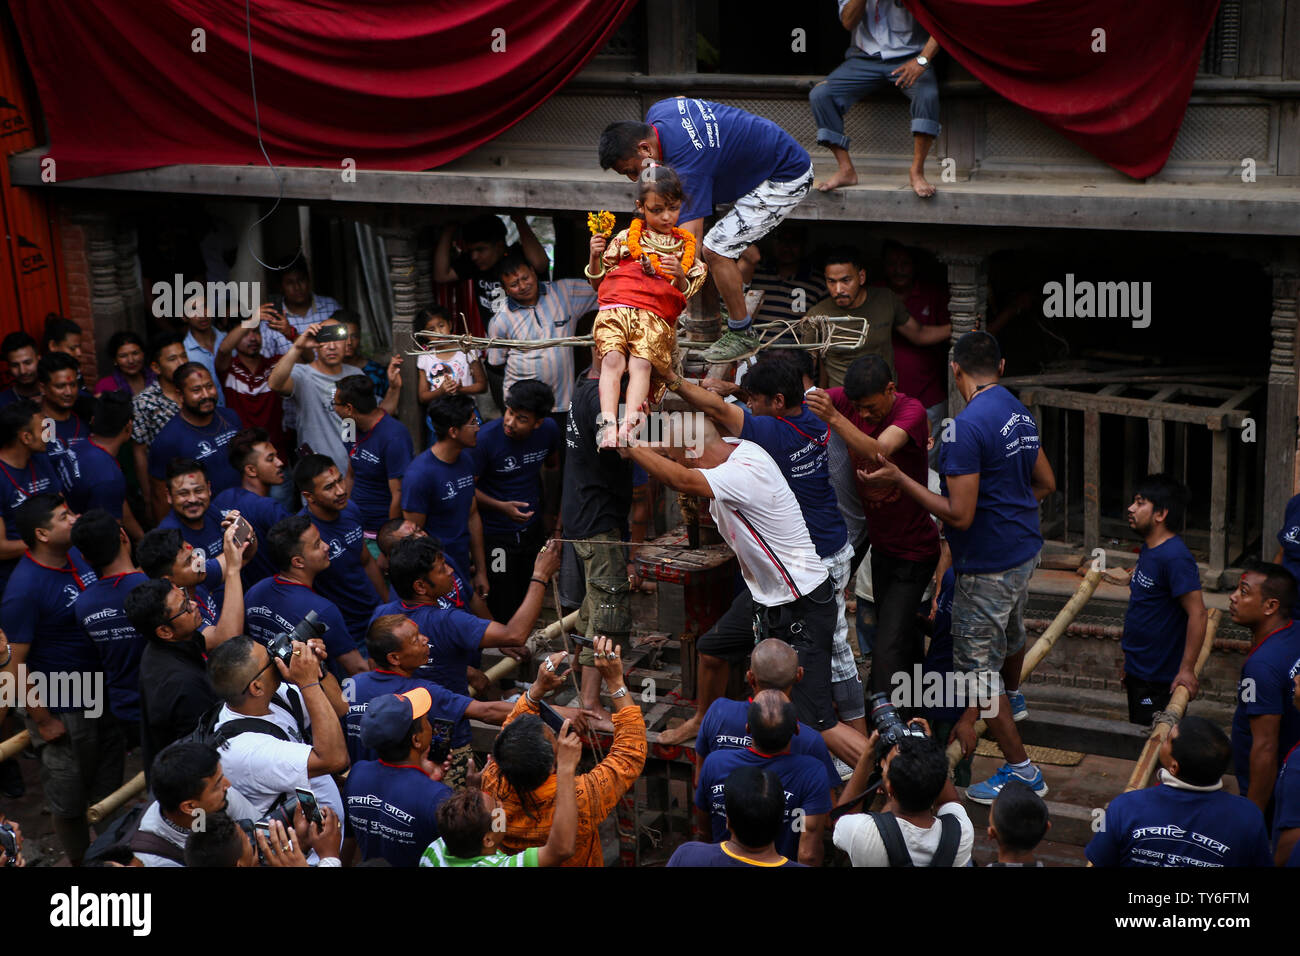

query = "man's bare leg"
[983,695,1028,764]
[704,249,750,329]
[580,664,614,731]
[659,652,730,745]
[821,720,868,766]
[1002,647,1025,694]
[909,132,936,198]
[817,144,858,192]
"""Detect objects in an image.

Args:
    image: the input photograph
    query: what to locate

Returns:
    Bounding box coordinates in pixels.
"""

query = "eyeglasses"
[241,654,276,696]
[165,593,195,625]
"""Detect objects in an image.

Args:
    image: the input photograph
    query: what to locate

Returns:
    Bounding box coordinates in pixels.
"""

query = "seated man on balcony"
[810,0,943,197]
[599,98,814,364]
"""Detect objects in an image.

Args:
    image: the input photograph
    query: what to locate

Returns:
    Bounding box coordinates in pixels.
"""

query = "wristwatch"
[916,55,929,67]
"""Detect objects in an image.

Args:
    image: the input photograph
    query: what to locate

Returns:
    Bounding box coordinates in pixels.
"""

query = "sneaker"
[702,328,762,364]
[832,755,855,782]
[1008,691,1028,722]
[965,763,1048,805]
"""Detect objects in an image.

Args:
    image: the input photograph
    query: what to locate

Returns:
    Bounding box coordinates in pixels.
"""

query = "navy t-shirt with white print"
[939,385,1042,574]
[696,697,840,793]
[367,600,488,707]
[243,574,354,678]
[342,669,475,760]
[302,502,381,652]
[160,505,228,606]
[74,570,148,722]
[57,439,127,519]
[1277,493,1300,586]
[0,452,62,594]
[346,411,414,533]
[345,759,452,868]
[401,450,477,572]
[1121,535,1202,683]
[473,417,558,537]
[147,408,243,494]
[1231,622,1300,794]
[212,486,289,588]
[739,405,848,560]
[694,748,831,858]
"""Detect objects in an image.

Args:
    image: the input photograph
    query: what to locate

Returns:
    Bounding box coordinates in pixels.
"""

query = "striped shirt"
[487,280,597,412]
[750,268,826,326]
[130,382,180,446]
[419,840,539,867]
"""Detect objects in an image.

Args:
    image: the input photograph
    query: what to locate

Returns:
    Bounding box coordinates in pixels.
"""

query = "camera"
[0,821,17,866]
[868,692,926,757]
[266,610,329,666]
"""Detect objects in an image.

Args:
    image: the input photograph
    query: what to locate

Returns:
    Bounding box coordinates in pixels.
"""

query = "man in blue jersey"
[659,361,866,747]
[212,427,289,588]
[296,453,388,651]
[694,690,830,866]
[668,766,807,867]
[57,392,144,539]
[0,493,121,865]
[599,98,815,363]
[1087,716,1271,867]
[243,514,367,678]
[336,373,413,536]
[1269,673,1300,864]
[0,331,41,407]
[37,352,88,482]
[157,458,249,608]
[863,332,1056,802]
[473,379,560,624]
[147,364,243,511]
[0,399,62,594]
[1116,474,1207,725]
[402,394,489,601]
[1227,562,1300,814]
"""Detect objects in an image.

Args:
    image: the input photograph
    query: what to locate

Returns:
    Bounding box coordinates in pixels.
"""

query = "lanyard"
[0,459,36,496]
[776,415,828,448]
[349,412,386,458]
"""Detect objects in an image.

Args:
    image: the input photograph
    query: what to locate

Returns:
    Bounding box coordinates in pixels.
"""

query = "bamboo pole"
[471,610,580,698]
[946,568,1105,769]
[1122,607,1221,793]
[87,771,146,824]
[0,731,29,763]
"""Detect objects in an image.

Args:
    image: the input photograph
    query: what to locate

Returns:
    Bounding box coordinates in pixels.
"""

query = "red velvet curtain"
[9,0,638,181]
[908,0,1222,179]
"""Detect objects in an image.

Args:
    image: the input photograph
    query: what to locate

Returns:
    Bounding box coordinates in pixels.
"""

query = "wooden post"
[939,252,986,418]
[1263,270,1299,559]
[1209,428,1229,580]
[374,218,422,440]
[1123,609,1222,793]
[1083,409,1101,555]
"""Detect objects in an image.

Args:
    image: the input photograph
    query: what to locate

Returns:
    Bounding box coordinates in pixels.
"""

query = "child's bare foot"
[657,713,702,746]
[596,416,617,449]
[817,168,858,192]
[909,169,936,198]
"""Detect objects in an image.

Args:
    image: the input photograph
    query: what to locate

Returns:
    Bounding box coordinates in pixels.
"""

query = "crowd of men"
[0,32,1297,865]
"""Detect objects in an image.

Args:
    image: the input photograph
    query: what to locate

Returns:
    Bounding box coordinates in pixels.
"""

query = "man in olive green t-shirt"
[803,246,951,388]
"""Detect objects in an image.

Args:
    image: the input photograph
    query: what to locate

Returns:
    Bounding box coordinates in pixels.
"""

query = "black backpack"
[870,811,962,868]
[84,804,187,867]
[184,689,309,749]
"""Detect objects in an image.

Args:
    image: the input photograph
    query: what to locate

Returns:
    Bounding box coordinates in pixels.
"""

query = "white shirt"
[833,801,974,867]
[417,350,476,389]
[702,439,827,607]
[135,788,259,867]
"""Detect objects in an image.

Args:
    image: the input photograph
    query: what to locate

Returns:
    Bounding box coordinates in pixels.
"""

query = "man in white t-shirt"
[205,635,350,857]
[833,726,973,867]
[625,418,867,765]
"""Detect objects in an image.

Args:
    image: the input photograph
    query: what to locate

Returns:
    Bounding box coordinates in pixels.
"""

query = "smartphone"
[315,323,350,343]
[231,515,254,550]
[297,442,314,458]
[294,787,323,825]
[569,634,595,649]
[535,698,568,736]
[429,718,454,764]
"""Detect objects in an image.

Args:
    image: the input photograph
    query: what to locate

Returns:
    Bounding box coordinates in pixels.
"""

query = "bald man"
[695,639,842,793]
[694,690,832,866]
[626,418,867,765]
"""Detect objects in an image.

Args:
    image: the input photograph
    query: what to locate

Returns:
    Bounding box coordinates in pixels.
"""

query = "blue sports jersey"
[74,570,148,722]
[401,449,476,573]
[341,669,475,757]
[694,747,831,858]
[147,408,243,493]
[1231,622,1300,794]
[345,759,452,868]
[1121,536,1202,683]
[473,417,558,537]
[1085,782,1271,867]
[302,502,381,651]
[696,697,840,793]
[346,412,414,533]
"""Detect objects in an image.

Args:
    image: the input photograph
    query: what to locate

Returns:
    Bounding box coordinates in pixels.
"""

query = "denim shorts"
[950,553,1040,683]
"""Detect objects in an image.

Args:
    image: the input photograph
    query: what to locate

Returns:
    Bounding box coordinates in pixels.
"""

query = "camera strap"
[870,811,961,868]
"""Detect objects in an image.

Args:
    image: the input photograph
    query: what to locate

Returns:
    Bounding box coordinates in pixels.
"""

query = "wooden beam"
[1210,429,1230,575]
[1017,386,1251,428]
[1083,410,1101,555]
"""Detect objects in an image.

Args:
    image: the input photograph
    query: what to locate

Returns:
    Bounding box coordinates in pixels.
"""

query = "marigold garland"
[626,218,695,282]
[587,210,615,237]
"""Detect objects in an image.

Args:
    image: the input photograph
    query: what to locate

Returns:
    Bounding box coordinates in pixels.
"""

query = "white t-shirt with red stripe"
[702,439,827,607]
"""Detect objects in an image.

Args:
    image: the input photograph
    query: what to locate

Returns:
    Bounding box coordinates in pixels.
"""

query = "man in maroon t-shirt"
[216,324,286,458]
[873,241,948,466]
[806,354,941,698]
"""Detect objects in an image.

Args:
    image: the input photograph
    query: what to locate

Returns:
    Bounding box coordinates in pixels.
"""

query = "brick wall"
[58,208,98,383]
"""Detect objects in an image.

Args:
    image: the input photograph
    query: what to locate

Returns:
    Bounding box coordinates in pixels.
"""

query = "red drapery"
[908,0,1222,179]
[8,0,638,181]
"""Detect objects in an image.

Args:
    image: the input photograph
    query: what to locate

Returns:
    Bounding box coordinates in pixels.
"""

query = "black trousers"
[484,523,547,623]
[869,550,940,697]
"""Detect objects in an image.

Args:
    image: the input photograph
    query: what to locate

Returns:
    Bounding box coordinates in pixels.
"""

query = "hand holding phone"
[294,787,323,826]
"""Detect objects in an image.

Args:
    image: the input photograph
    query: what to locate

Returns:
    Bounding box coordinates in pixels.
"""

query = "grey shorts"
[951,553,1040,693]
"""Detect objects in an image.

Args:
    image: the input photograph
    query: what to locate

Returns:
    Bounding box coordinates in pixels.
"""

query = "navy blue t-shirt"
[401,449,476,571]
[696,697,840,793]
[473,417,558,537]
[301,502,381,651]
[243,574,354,675]
[212,486,289,587]
[0,452,62,594]
[346,412,414,533]
[922,568,963,724]
[56,439,126,519]
[739,406,847,559]
[74,570,148,722]
[1272,743,1300,854]
[939,385,1042,574]
[345,759,452,868]
[647,98,810,223]
[1,550,99,710]
[1231,622,1300,794]
[368,599,489,699]
[147,408,243,493]
[1122,536,1202,683]
[160,506,228,606]
[1085,782,1272,867]
[44,412,89,483]
[694,748,831,858]
[667,841,805,867]
[1277,493,1300,586]
[341,669,475,757]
